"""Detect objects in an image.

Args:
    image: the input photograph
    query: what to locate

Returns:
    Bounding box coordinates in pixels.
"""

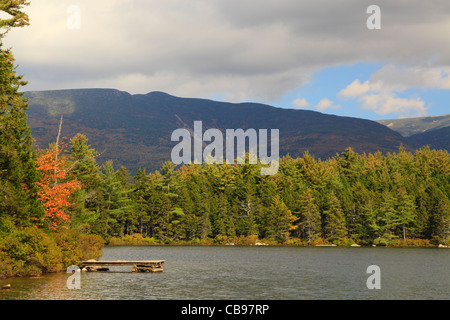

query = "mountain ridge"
[25,88,419,174]
[407,126,450,151]
[377,114,450,137]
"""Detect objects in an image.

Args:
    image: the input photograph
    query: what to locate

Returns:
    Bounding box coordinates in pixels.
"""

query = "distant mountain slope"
[407,126,450,151]
[26,89,411,174]
[377,114,450,137]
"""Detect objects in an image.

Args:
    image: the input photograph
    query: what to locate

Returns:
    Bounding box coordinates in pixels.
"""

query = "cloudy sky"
[3,0,450,120]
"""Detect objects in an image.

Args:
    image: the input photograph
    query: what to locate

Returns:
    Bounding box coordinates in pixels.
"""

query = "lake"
[0,246,448,300]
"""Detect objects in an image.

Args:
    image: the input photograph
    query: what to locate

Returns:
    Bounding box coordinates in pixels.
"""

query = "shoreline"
[104,235,447,249]
[104,243,447,248]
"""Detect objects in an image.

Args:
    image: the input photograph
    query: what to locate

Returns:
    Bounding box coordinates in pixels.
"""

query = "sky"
[2,0,450,120]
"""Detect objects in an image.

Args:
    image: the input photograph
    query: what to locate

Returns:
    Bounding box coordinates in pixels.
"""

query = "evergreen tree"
[361,198,379,241]
[99,161,134,237]
[427,187,450,243]
[395,186,416,240]
[375,191,401,244]
[149,189,173,241]
[69,133,101,189]
[322,191,347,241]
[0,1,41,223]
[265,195,297,242]
[299,151,327,190]
[434,193,450,244]
[0,0,30,34]
[68,133,102,231]
[159,161,180,198]
[338,147,360,182]
[212,192,235,238]
[297,188,321,243]
[132,168,152,235]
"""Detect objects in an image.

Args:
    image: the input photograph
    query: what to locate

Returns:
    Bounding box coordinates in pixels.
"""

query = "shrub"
[0,226,63,276]
[286,238,308,246]
[79,234,104,260]
[309,237,330,246]
[373,237,389,246]
[0,251,13,279]
[0,222,105,278]
[108,236,124,246]
[107,234,161,246]
[52,229,83,267]
[234,235,258,246]
[52,230,104,267]
[216,235,231,245]
[390,238,434,248]
[331,237,357,246]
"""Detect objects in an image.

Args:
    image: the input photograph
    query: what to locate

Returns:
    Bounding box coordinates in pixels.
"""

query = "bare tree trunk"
[54,115,63,185]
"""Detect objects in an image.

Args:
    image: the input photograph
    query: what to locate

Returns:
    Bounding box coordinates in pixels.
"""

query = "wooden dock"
[79,260,165,273]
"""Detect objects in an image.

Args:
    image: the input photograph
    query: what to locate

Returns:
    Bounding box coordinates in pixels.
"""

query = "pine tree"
[99,161,134,237]
[132,168,152,235]
[212,192,235,238]
[434,194,449,244]
[158,161,180,198]
[428,188,450,243]
[376,191,400,244]
[68,133,102,231]
[297,188,321,244]
[395,186,416,240]
[69,134,100,188]
[0,1,41,223]
[338,147,360,182]
[0,1,30,35]
[361,198,379,241]
[115,165,137,235]
[266,195,297,242]
[299,151,326,190]
[322,191,347,241]
[149,189,173,241]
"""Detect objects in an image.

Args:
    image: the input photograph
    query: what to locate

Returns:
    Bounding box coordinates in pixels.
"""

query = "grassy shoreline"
[0,226,105,280]
[106,233,444,248]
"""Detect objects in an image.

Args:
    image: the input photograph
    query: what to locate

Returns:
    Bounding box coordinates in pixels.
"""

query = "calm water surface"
[0,246,448,300]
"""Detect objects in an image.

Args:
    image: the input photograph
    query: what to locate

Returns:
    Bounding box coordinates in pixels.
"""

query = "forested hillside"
[61,135,450,247]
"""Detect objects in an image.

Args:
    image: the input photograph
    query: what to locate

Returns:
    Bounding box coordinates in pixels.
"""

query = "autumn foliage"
[35,140,81,230]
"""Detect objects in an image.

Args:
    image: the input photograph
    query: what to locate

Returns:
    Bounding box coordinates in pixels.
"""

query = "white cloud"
[337,64,448,117]
[314,98,341,111]
[292,96,342,112]
[292,97,309,108]
[339,79,383,98]
[358,92,428,117]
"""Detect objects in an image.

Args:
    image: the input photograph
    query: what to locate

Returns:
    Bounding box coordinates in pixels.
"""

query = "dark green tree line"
[65,139,449,246]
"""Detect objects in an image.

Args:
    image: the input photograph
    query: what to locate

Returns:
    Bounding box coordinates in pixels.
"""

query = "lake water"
[0,246,448,300]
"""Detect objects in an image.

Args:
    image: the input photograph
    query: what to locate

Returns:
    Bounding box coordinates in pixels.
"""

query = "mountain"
[26,89,412,174]
[377,114,450,137]
[377,114,450,152]
[407,126,450,151]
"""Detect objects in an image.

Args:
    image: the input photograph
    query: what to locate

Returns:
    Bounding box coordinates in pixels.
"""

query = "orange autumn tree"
[35,136,81,231]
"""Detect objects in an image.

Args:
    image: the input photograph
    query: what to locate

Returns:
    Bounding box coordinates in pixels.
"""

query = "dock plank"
[80,260,165,267]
